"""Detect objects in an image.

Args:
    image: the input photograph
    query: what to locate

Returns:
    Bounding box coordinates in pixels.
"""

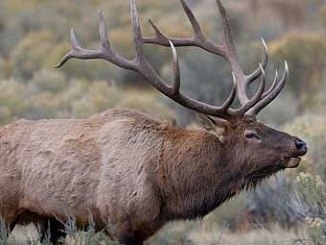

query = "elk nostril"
[295,139,307,151]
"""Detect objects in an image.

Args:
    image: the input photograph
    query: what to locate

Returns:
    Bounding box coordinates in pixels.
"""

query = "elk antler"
[56,0,288,121]
[144,0,289,117]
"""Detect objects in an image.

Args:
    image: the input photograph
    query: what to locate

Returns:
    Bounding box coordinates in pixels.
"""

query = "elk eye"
[244,130,260,140]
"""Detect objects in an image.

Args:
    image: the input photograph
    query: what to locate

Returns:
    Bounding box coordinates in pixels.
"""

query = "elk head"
[56,0,307,183]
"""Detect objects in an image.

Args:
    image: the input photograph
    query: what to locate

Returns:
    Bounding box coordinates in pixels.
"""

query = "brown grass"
[145,221,312,245]
[7,221,313,245]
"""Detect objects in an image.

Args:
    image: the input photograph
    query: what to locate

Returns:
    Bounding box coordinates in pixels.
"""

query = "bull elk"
[0,0,307,244]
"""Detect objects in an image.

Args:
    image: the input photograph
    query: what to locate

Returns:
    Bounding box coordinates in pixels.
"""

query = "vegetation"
[0,0,325,244]
[270,34,326,112]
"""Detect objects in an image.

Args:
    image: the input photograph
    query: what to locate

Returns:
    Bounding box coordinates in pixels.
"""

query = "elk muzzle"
[284,138,307,168]
[295,139,307,154]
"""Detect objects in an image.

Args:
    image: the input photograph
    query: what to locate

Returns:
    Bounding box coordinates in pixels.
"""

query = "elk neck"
[156,126,246,221]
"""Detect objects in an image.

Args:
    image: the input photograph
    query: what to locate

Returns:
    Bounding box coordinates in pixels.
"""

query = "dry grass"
[210,227,310,245]
[145,221,313,245]
[8,224,42,245]
[3,219,315,245]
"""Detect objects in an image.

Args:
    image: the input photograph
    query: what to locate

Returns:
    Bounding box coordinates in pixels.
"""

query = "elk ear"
[197,113,230,132]
[197,114,216,131]
[197,114,229,139]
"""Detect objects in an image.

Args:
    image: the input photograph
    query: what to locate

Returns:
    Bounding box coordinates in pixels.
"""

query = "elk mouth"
[282,156,301,168]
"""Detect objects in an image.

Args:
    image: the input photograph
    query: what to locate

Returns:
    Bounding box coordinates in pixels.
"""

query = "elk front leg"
[115,220,144,245]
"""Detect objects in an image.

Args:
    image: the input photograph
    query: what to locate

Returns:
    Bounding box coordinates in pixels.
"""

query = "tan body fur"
[1,109,236,243]
[0,107,307,245]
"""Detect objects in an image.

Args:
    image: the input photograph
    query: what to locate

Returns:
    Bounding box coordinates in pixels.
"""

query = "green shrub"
[0,217,9,245]
[296,173,326,244]
[0,77,173,125]
[0,79,28,125]
[29,68,67,94]
[0,57,4,80]
[270,34,326,112]
[284,114,326,180]
[10,31,56,80]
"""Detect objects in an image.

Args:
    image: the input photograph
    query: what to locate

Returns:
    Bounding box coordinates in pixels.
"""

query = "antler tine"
[99,10,111,50]
[217,0,249,106]
[55,13,135,70]
[215,0,236,58]
[169,40,181,94]
[129,0,181,95]
[246,38,269,85]
[234,63,266,114]
[262,70,278,99]
[179,0,205,41]
[130,0,147,61]
[246,61,288,116]
[147,19,170,45]
[220,73,237,111]
[144,0,225,56]
[55,28,100,68]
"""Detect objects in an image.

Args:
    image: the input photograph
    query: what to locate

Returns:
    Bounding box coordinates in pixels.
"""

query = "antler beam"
[56,0,289,120]
[144,0,288,116]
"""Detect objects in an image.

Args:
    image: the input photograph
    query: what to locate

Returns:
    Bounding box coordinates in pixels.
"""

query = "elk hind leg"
[9,210,45,243]
[43,217,66,245]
